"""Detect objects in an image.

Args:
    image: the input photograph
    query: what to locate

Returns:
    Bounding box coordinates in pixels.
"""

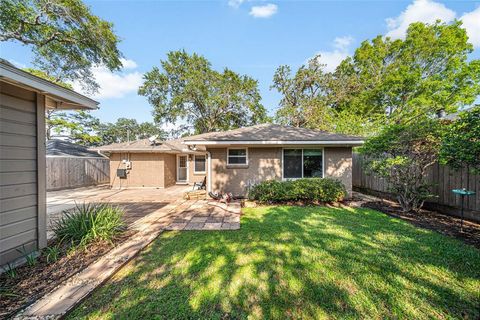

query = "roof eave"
[0,61,98,110]
[183,140,364,146]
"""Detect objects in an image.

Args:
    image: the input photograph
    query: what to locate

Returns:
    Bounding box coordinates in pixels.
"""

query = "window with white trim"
[227,148,248,165]
[283,148,323,179]
[194,155,206,173]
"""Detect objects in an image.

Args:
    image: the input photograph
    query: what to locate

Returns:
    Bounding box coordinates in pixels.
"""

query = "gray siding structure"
[0,60,98,266]
[0,82,43,265]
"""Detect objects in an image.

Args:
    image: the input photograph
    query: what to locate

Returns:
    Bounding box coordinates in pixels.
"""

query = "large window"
[194,155,206,173]
[283,148,323,179]
[227,148,248,165]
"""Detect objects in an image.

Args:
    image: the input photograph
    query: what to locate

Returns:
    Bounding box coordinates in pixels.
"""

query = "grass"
[68,206,480,319]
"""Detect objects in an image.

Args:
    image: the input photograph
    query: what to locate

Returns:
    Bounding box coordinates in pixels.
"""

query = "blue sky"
[2,0,479,128]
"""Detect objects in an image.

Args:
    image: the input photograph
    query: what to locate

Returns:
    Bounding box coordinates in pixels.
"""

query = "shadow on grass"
[68,206,480,319]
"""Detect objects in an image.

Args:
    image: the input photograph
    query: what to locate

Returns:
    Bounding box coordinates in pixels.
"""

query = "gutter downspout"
[206,150,212,193]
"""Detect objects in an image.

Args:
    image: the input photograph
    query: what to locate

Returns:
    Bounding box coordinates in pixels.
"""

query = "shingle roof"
[47,140,105,158]
[92,138,204,153]
[93,123,363,153]
[183,123,364,144]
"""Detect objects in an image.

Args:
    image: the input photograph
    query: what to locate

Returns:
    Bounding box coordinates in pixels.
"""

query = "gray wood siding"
[0,82,39,265]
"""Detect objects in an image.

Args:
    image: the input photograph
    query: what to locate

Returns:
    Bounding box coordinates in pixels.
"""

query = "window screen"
[303,149,323,178]
[283,149,302,178]
[194,155,206,173]
[228,149,247,165]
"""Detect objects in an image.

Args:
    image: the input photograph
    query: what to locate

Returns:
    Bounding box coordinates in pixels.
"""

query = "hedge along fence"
[352,153,480,222]
[47,156,110,191]
[248,178,347,203]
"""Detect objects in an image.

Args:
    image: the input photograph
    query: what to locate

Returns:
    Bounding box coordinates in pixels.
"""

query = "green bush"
[53,203,125,247]
[248,178,346,203]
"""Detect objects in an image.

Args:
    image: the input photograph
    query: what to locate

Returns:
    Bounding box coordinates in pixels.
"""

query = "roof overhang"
[93,149,206,154]
[0,61,98,110]
[183,140,364,146]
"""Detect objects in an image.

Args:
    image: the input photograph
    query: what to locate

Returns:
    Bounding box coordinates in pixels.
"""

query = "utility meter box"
[122,159,132,170]
[117,169,127,179]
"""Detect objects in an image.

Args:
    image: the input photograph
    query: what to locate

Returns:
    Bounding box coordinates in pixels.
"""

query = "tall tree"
[138,50,268,134]
[47,111,100,146]
[0,0,123,92]
[339,21,480,124]
[97,118,166,145]
[439,106,480,173]
[273,21,480,135]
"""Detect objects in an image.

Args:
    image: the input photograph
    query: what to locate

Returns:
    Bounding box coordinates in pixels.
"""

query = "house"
[47,139,107,158]
[0,60,98,266]
[95,124,364,196]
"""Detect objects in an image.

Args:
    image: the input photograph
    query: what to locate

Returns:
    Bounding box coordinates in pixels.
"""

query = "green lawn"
[68,206,480,319]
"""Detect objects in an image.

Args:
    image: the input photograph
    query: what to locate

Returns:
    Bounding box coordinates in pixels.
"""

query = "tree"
[272,57,379,136]
[0,0,123,92]
[359,119,445,212]
[339,21,480,124]
[47,111,100,146]
[23,68,73,89]
[138,50,268,134]
[97,118,166,145]
[273,21,480,135]
[439,106,480,173]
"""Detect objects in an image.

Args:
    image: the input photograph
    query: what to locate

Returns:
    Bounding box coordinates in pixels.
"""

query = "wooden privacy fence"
[353,153,480,221]
[47,157,110,191]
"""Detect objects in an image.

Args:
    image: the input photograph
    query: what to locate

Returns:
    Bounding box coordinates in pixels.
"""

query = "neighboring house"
[47,139,106,158]
[0,60,98,266]
[46,140,109,191]
[94,124,364,196]
[94,138,207,189]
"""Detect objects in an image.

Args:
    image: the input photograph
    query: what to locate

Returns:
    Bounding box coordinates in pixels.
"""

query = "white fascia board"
[0,62,98,109]
[183,140,364,146]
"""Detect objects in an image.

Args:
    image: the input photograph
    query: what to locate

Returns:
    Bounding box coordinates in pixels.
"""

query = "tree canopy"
[138,50,268,134]
[46,110,100,145]
[273,21,480,136]
[0,0,123,92]
[439,106,480,173]
[97,118,166,145]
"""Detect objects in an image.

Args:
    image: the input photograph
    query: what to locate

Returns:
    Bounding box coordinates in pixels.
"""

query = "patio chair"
[193,176,206,190]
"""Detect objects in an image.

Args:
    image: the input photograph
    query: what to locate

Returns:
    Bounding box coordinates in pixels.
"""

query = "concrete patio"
[47,185,241,238]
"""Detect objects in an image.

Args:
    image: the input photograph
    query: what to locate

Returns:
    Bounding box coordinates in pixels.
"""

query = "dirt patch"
[345,195,480,249]
[0,231,134,320]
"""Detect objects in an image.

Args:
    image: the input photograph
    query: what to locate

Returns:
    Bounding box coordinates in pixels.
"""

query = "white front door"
[177,155,188,183]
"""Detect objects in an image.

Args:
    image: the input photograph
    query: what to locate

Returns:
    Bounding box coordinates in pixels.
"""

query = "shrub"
[53,203,125,247]
[360,118,444,212]
[248,178,346,203]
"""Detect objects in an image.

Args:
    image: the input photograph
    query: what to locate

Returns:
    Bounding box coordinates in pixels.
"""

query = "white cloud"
[228,0,245,8]
[120,58,138,69]
[73,59,143,100]
[385,0,456,39]
[249,3,278,18]
[315,51,349,72]
[313,36,354,72]
[460,6,480,47]
[385,0,480,48]
[333,36,354,51]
